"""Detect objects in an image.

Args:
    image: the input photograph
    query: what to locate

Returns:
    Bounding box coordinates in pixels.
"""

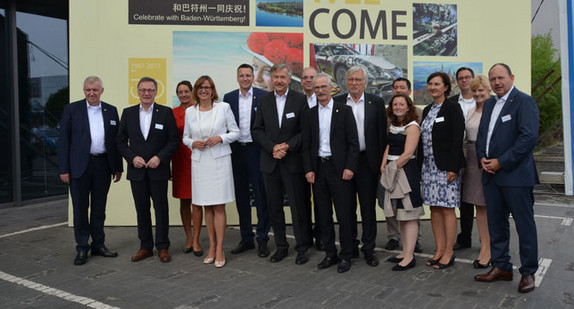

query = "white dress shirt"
[486,86,514,156]
[458,94,476,120]
[139,102,154,140]
[238,88,253,143]
[86,101,106,154]
[318,99,333,157]
[346,93,366,151]
[307,93,317,109]
[275,89,288,128]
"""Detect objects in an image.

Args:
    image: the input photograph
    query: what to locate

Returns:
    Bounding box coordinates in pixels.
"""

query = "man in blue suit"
[223,64,271,258]
[58,76,123,265]
[474,63,539,293]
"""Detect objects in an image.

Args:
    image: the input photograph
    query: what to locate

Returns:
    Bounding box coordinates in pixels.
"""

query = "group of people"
[58,62,540,292]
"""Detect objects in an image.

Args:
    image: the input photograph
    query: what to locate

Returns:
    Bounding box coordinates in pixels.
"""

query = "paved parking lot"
[1,194,573,308]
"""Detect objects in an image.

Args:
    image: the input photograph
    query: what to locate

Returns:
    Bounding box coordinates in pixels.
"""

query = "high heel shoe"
[387,256,404,263]
[214,259,226,268]
[193,249,204,257]
[426,256,442,266]
[473,259,490,269]
[203,257,215,264]
[392,256,416,271]
[433,255,455,269]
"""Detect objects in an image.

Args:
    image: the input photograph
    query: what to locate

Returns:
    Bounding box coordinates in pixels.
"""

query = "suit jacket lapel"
[363,93,371,134]
[101,103,110,140]
[251,93,258,129]
[80,102,92,144]
[492,88,517,135]
[230,91,240,124]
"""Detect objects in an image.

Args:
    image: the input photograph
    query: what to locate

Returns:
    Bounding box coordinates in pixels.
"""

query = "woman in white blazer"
[183,75,239,268]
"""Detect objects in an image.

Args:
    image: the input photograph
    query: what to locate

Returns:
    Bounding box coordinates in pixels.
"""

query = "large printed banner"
[70,0,532,225]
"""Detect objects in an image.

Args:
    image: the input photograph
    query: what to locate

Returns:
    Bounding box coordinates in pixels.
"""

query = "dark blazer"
[302,101,359,176]
[476,87,539,186]
[58,100,123,178]
[418,96,466,173]
[333,92,386,172]
[116,103,179,181]
[223,87,268,152]
[252,89,309,174]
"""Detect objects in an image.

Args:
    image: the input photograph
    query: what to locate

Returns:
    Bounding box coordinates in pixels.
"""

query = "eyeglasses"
[138,89,156,93]
[313,85,329,91]
[198,86,213,90]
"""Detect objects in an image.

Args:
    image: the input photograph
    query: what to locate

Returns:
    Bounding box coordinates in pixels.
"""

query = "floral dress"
[420,104,461,208]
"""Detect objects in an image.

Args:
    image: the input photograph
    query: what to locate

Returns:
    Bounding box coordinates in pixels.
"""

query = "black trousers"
[70,156,112,253]
[313,159,354,260]
[130,174,170,250]
[263,162,310,252]
[351,152,378,254]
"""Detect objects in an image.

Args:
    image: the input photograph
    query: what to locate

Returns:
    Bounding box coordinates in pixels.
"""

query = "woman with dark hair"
[182,76,239,268]
[419,72,465,269]
[381,93,424,271]
[172,80,203,256]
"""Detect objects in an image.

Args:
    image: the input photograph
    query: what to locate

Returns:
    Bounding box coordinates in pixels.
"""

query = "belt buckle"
[320,156,330,163]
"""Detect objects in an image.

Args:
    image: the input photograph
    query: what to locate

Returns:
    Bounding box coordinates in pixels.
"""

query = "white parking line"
[0,270,119,309]
[534,215,573,226]
[535,258,552,287]
[0,222,67,239]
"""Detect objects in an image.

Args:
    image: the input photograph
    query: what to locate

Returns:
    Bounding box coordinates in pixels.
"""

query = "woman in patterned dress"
[419,72,465,269]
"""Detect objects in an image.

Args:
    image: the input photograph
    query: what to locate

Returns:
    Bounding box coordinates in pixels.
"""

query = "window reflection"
[0,7,11,203]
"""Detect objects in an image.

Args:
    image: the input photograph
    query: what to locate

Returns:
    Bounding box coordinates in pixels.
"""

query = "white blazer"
[182,102,240,161]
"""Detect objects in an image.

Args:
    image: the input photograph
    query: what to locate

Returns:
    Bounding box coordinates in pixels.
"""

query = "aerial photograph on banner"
[413,3,458,56]
[255,0,303,27]
[173,31,303,106]
[310,43,407,102]
[413,61,482,104]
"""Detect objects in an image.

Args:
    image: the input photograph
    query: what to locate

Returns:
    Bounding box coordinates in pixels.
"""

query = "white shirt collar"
[274,89,289,98]
[496,86,514,102]
[86,100,101,109]
[346,92,365,103]
[240,87,253,98]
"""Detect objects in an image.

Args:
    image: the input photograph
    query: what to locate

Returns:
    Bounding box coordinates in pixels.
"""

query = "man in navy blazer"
[252,63,311,265]
[474,64,539,293]
[116,77,179,263]
[334,65,387,267]
[223,64,271,258]
[58,76,123,265]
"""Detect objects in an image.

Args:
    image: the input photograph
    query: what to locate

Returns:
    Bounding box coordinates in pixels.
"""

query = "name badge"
[501,114,511,122]
[286,112,295,119]
[155,123,164,130]
[110,120,116,126]
[435,117,445,123]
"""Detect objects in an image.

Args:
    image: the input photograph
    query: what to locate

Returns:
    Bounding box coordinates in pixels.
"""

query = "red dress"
[172,105,192,199]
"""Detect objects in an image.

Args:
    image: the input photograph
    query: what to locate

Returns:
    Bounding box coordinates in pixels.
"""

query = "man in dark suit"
[302,73,359,273]
[334,65,386,267]
[474,64,539,293]
[116,77,179,263]
[223,63,271,258]
[252,63,311,265]
[58,76,123,266]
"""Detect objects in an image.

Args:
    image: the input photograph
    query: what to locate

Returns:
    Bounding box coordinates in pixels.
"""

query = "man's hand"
[482,158,501,174]
[273,143,289,159]
[113,172,122,183]
[60,173,70,184]
[342,169,354,181]
[205,136,222,147]
[305,172,315,184]
[133,156,146,168]
[146,156,161,169]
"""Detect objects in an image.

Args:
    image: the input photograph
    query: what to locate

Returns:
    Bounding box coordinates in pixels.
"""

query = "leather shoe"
[270,249,288,263]
[365,253,379,267]
[258,242,270,258]
[453,242,471,250]
[231,240,255,254]
[518,274,535,293]
[74,251,88,266]
[158,249,171,263]
[91,245,118,258]
[317,256,339,269]
[385,239,399,251]
[474,266,513,282]
[131,249,153,262]
[392,256,416,271]
[295,250,309,265]
[337,259,351,273]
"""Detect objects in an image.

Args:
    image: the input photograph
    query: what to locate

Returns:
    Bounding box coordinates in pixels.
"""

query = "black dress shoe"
[414,241,423,253]
[365,253,379,267]
[385,239,400,251]
[270,250,288,263]
[337,259,351,273]
[258,242,270,258]
[295,251,309,265]
[317,256,339,269]
[386,256,403,263]
[231,240,255,254]
[392,256,416,271]
[91,245,118,258]
[453,242,471,250]
[74,251,88,265]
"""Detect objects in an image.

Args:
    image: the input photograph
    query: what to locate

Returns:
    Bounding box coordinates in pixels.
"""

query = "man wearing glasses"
[117,77,179,263]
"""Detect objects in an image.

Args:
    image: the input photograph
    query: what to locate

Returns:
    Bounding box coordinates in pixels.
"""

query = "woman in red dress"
[172,80,203,256]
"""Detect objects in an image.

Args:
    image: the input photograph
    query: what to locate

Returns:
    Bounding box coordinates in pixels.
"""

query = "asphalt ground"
[0,193,573,309]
